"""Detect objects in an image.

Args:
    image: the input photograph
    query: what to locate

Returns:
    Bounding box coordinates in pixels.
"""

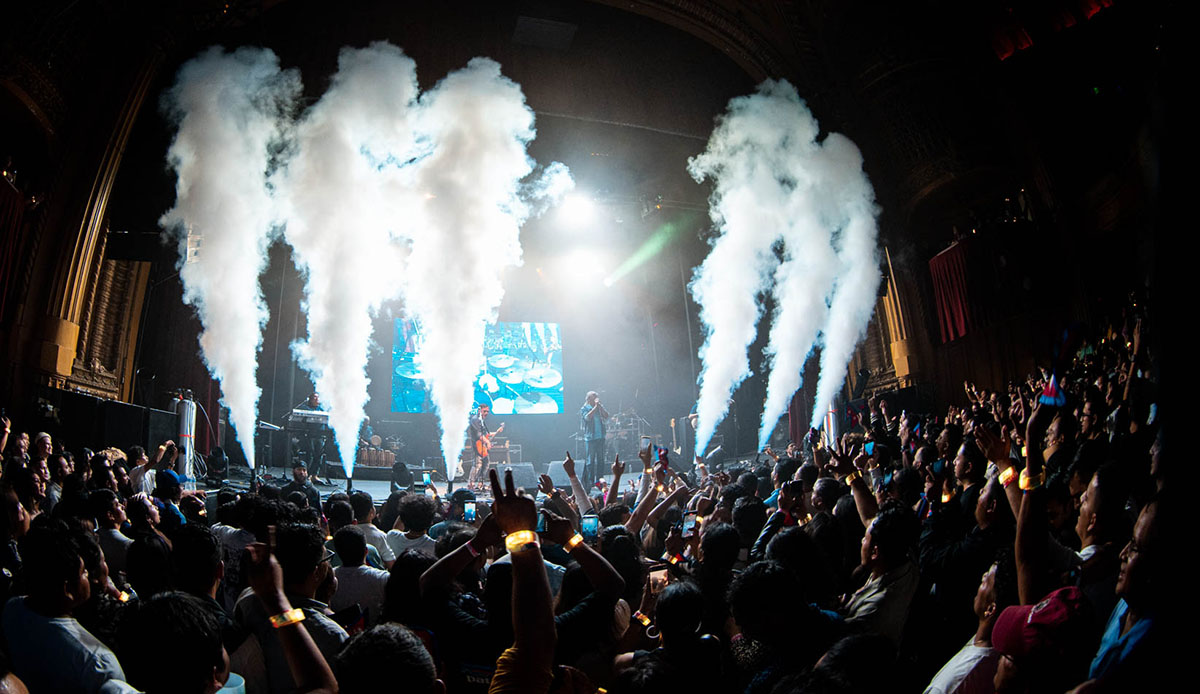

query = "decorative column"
[36,48,162,384]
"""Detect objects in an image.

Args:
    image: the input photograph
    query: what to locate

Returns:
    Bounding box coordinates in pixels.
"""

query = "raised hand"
[825,442,860,479]
[975,424,1012,465]
[488,468,537,535]
[562,451,576,478]
[474,513,502,549]
[538,474,555,496]
[538,509,575,545]
[245,542,286,604]
[612,454,625,477]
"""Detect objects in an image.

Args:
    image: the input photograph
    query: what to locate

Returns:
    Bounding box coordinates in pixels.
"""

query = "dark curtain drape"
[929,241,972,343]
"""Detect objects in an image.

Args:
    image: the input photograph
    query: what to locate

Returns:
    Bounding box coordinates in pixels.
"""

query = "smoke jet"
[277,42,420,476]
[688,80,880,456]
[401,58,571,480]
[160,46,300,470]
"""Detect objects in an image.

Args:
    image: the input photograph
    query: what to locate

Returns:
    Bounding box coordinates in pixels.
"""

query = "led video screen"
[391,319,564,414]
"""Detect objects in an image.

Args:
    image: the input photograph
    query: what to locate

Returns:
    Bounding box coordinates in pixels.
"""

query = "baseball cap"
[992,586,1092,661]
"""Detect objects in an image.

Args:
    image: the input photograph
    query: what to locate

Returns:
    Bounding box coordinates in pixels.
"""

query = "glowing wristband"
[941,491,953,504]
[1019,469,1045,491]
[504,530,539,553]
[564,533,585,551]
[118,591,130,603]
[633,611,652,627]
[843,470,862,485]
[644,468,654,475]
[663,552,685,565]
[999,467,1016,488]
[656,484,665,493]
[269,608,306,629]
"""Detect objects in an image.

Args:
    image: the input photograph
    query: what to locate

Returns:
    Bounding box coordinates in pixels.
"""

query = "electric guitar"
[475,423,505,458]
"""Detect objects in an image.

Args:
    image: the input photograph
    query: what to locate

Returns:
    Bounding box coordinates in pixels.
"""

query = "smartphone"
[422,471,432,486]
[536,511,547,533]
[931,459,946,477]
[864,441,875,456]
[649,567,669,594]
[640,435,652,454]
[581,514,600,543]
[463,501,477,523]
[681,510,699,538]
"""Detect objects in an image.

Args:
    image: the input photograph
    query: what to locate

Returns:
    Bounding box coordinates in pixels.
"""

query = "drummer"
[358,416,375,448]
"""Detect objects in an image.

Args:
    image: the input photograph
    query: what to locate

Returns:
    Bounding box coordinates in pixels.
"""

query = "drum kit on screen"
[479,353,561,415]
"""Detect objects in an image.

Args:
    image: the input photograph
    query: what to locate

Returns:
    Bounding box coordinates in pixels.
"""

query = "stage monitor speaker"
[499,462,538,490]
[145,407,179,452]
[101,400,145,450]
[546,460,570,488]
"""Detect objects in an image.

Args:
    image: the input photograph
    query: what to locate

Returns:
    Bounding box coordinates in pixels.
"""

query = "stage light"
[558,193,596,224]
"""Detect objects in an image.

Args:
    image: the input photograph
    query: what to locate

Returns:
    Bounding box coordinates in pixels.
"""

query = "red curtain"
[929,242,972,343]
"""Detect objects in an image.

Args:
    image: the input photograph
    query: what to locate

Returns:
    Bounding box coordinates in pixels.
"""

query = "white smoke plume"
[688,80,879,455]
[160,46,300,469]
[277,42,421,475]
[401,57,571,480]
[807,135,881,428]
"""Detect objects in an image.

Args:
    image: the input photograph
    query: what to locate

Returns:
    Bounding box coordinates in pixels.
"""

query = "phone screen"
[864,441,875,456]
[581,515,599,542]
[640,436,652,454]
[463,501,476,523]
[422,472,432,486]
[681,511,699,538]
[649,568,669,594]
[536,512,547,533]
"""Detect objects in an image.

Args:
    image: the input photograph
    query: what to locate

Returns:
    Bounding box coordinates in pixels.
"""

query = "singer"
[579,391,609,484]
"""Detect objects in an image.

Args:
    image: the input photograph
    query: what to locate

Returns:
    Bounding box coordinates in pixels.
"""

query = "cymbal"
[523,367,562,389]
[497,366,526,384]
[515,391,557,413]
[487,354,517,369]
[394,362,423,379]
[491,397,516,414]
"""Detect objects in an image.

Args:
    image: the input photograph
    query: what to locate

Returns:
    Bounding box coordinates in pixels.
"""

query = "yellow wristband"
[999,467,1016,488]
[1019,468,1045,491]
[564,533,585,551]
[941,491,953,504]
[633,611,652,627]
[844,470,862,485]
[504,530,539,553]
[269,608,306,629]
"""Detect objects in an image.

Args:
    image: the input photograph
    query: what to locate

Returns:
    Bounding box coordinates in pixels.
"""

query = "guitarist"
[467,404,504,490]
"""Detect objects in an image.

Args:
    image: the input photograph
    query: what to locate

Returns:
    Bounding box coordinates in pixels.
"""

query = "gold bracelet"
[844,470,862,485]
[269,608,306,629]
[999,467,1016,488]
[564,533,585,551]
[1019,468,1045,491]
[504,530,539,553]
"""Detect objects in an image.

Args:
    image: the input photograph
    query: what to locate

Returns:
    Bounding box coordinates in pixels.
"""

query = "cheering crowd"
[0,303,1170,693]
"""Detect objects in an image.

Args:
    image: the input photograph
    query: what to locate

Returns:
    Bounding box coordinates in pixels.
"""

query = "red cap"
[992,586,1092,661]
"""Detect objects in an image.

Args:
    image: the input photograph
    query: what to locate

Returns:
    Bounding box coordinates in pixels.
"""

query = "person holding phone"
[580,391,609,484]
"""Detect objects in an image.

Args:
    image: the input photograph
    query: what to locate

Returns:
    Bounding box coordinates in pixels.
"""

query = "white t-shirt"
[353,523,396,562]
[2,596,131,694]
[331,564,391,623]
[924,638,999,694]
[385,530,437,558]
[128,464,156,496]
